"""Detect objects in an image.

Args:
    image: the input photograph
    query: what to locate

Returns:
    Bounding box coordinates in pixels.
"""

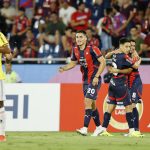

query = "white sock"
[0,107,6,136]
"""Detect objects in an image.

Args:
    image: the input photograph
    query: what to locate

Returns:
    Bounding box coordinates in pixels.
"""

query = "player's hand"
[59,67,65,73]
[92,77,99,86]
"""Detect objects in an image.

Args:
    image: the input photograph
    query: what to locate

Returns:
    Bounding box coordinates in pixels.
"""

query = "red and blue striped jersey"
[71,45,102,83]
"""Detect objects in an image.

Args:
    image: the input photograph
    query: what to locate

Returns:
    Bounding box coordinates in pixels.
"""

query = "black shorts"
[108,80,131,106]
[83,79,101,100]
[129,77,142,104]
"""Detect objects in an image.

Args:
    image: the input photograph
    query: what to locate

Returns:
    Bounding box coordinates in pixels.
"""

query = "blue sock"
[84,109,92,127]
[132,107,139,131]
[92,109,101,127]
[102,112,111,128]
[126,112,134,129]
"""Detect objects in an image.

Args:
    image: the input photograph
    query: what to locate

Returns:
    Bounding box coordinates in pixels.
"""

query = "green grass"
[0,132,150,150]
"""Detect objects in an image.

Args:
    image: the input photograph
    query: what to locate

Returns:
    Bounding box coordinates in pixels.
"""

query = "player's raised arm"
[59,60,78,73]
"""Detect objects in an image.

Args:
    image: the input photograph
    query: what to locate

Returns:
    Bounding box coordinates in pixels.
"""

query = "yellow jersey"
[0,32,9,80]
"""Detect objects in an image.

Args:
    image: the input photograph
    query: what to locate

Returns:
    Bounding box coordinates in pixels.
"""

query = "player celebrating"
[99,38,142,137]
[0,31,11,142]
[109,39,143,136]
[59,30,106,136]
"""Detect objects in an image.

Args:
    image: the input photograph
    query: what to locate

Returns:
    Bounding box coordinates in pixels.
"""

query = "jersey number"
[87,88,95,95]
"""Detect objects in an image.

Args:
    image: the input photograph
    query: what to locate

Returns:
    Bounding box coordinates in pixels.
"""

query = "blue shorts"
[108,79,131,106]
[83,79,101,100]
[129,77,142,104]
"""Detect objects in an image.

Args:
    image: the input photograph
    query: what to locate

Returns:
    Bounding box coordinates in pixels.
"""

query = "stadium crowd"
[0,0,150,63]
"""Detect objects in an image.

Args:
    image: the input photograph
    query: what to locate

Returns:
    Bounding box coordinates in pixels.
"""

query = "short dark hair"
[129,39,136,43]
[76,30,87,36]
[119,37,129,45]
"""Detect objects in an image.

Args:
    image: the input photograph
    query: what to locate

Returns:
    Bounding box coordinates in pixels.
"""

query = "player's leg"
[131,83,142,131]
[76,97,93,136]
[0,81,6,142]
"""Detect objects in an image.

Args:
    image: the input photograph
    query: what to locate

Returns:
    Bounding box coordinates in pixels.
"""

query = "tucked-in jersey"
[0,32,9,80]
[71,45,102,83]
[110,53,134,85]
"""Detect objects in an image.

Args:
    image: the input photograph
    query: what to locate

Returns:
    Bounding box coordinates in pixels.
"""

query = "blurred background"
[0,0,150,132]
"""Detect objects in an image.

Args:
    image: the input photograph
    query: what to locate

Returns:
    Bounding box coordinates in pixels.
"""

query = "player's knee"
[0,101,4,108]
[84,98,93,109]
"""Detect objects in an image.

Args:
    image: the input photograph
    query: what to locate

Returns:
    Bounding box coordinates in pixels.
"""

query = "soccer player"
[0,32,11,142]
[109,39,143,136]
[99,38,142,137]
[59,30,106,136]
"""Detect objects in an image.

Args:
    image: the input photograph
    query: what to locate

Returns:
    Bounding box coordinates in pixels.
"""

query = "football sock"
[126,112,134,129]
[84,109,92,127]
[132,107,139,131]
[0,107,6,135]
[92,109,101,127]
[102,112,111,128]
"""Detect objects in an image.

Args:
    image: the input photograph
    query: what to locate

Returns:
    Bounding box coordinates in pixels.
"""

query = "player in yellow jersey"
[0,32,11,142]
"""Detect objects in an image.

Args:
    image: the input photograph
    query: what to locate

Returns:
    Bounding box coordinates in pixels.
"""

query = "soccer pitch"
[0,132,150,150]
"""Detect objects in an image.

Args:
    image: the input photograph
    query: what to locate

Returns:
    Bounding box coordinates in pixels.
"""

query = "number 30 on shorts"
[87,88,95,94]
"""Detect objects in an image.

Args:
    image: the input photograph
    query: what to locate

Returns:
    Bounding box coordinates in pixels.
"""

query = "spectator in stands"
[70,2,91,31]
[120,0,137,35]
[136,24,146,40]
[129,26,144,55]
[20,29,38,59]
[10,7,30,53]
[31,6,45,37]
[38,12,66,62]
[59,0,76,26]
[4,63,22,83]
[140,31,150,57]
[89,0,105,25]
[100,7,113,54]
[86,28,100,48]
[111,4,134,48]
[0,0,16,35]
[43,0,59,20]
[18,0,36,20]
[62,27,73,57]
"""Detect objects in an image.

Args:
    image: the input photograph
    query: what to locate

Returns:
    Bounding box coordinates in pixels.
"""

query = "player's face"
[76,33,87,46]
[130,41,136,53]
[121,42,131,54]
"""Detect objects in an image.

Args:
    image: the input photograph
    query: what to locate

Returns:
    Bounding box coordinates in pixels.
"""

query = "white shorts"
[0,80,6,101]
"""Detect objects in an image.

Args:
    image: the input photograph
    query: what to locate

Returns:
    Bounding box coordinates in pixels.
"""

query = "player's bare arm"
[0,45,11,54]
[92,56,106,86]
[132,57,141,69]
[5,53,13,64]
[109,67,133,74]
[59,61,78,73]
